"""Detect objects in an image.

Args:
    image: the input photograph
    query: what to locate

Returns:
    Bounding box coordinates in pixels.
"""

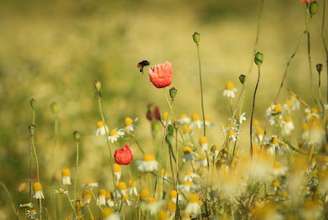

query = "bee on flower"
[96,120,109,136]
[123,116,136,133]
[198,136,208,151]
[108,128,125,143]
[96,189,108,206]
[137,154,159,172]
[223,81,238,98]
[280,115,294,136]
[61,168,71,185]
[177,114,191,125]
[266,103,283,125]
[185,193,202,218]
[33,182,44,200]
[102,207,120,220]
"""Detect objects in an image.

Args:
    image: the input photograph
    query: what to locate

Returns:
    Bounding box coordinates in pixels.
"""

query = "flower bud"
[73,130,81,141]
[169,87,178,100]
[30,98,36,110]
[239,74,246,84]
[192,32,200,45]
[309,1,319,16]
[94,80,102,92]
[254,51,264,66]
[316,63,323,74]
[50,102,59,114]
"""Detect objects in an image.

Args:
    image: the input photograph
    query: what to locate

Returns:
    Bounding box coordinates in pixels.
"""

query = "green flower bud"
[309,1,319,16]
[192,32,200,45]
[169,87,178,100]
[94,80,102,92]
[239,74,246,84]
[50,102,60,114]
[167,124,174,137]
[254,51,264,66]
[73,131,81,141]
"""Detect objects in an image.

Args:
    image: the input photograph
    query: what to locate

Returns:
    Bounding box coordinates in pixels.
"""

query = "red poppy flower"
[148,61,173,88]
[114,144,133,165]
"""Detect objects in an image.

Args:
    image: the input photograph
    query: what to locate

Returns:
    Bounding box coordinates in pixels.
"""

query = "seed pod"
[316,63,323,74]
[30,98,36,110]
[239,74,246,84]
[254,51,264,66]
[169,87,178,100]
[73,130,81,141]
[192,32,200,45]
[309,1,319,16]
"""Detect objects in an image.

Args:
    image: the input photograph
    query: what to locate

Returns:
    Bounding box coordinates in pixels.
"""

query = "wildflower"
[226,128,238,142]
[183,170,200,182]
[161,111,171,126]
[114,144,133,165]
[266,103,283,125]
[19,202,33,208]
[196,154,208,168]
[303,118,324,146]
[283,95,300,112]
[198,136,208,151]
[272,161,288,176]
[181,124,192,135]
[266,136,284,155]
[82,190,92,206]
[61,168,72,185]
[182,146,194,162]
[305,107,320,121]
[239,112,247,124]
[178,180,193,192]
[33,182,44,200]
[280,116,294,136]
[96,120,108,136]
[124,117,136,133]
[177,114,191,125]
[115,181,128,198]
[108,128,124,143]
[137,154,159,172]
[169,190,184,204]
[107,192,115,207]
[148,61,173,88]
[254,122,265,143]
[223,81,237,98]
[185,193,201,218]
[102,207,120,220]
[97,189,108,206]
[191,113,202,128]
[25,208,38,219]
[128,179,138,196]
[113,163,122,182]
[143,197,165,215]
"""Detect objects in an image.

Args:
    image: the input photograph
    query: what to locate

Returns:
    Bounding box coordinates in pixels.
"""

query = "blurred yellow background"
[0,0,325,217]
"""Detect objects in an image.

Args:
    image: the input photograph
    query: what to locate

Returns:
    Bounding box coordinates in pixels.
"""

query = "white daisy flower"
[177,114,191,125]
[96,120,109,136]
[33,182,44,200]
[223,81,238,98]
[97,189,108,206]
[280,116,294,136]
[61,168,71,186]
[185,193,201,218]
[137,154,159,172]
[108,128,125,143]
[266,103,283,126]
[124,117,137,133]
[113,163,121,183]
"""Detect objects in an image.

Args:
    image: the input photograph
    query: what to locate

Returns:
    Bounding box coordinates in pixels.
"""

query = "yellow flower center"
[62,168,71,177]
[162,112,169,121]
[191,113,200,121]
[183,146,193,154]
[124,117,133,126]
[181,125,192,134]
[96,120,105,128]
[273,104,282,113]
[225,81,235,90]
[102,208,113,217]
[199,136,208,145]
[143,154,155,161]
[33,182,42,191]
[140,188,150,199]
[99,189,108,197]
[110,129,118,136]
[113,163,121,173]
[116,181,127,190]
[188,193,200,203]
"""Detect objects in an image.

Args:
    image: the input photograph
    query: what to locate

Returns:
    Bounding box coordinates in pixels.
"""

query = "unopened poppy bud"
[167,124,174,137]
[94,80,102,92]
[28,124,36,136]
[254,51,264,66]
[192,32,200,45]
[153,106,161,121]
[239,74,246,84]
[169,87,178,100]
[73,131,81,141]
[30,98,36,110]
[309,1,319,16]
[316,63,323,74]
[50,102,59,114]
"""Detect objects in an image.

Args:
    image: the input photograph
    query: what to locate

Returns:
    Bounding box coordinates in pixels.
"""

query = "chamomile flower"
[305,107,320,121]
[143,197,165,215]
[178,180,193,193]
[185,193,202,218]
[33,182,44,200]
[137,154,159,172]
[82,190,92,206]
[182,146,194,162]
[107,192,115,207]
[124,116,136,133]
[181,124,192,135]
[272,161,288,176]
[113,163,121,183]
[196,154,208,168]
[303,118,324,146]
[239,112,247,124]
[223,81,238,98]
[283,95,300,112]
[183,170,200,182]
[225,128,238,142]
[266,136,284,155]
[266,103,283,125]
[61,168,71,185]
[280,115,294,136]
[128,179,138,197]
[102,207,120,220]
[115,181,128,198]
[169,190,184,204]
[97,189,108,206]
[198,136,208,151]
[177,114,191,125]
[108,128,125,143]
[191,113,202,129]
[96,120,109,136]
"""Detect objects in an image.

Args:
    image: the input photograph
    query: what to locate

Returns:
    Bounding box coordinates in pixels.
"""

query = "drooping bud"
[192,32,200,45]
[239,74,246,84]
[169,87,178,100]
[254,51,264,66]
[153,106,161,121]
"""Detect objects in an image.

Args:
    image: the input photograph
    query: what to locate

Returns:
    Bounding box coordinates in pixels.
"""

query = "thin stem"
[196,44,206,136]
[30,128,40,182]
[74,141,80,201]
[250,66,261,157]
[0,182,19,219]
[321,0,328,103]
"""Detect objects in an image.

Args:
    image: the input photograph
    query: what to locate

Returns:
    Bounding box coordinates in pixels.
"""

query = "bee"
[137,60,150,73]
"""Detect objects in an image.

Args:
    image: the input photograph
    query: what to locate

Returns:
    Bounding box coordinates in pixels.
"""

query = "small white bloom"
[137,154,159,172]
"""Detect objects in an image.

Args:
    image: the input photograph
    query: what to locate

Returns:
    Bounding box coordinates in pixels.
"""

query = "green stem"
[74,141,80,201]
[0,182,19,219]
[196,44,206,136]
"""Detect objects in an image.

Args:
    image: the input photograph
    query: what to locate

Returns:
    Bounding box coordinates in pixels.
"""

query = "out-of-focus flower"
[305,107,320,121]
[82,190,92,206]
[114,144,133,165]
[137,154,159,172]
[33,182,44,200]
[251,202,283,220]
[302,118,324,146]
[128,179,138,197]
[199,136,208,151]
[266,103,283,125]
[102,207,120,220]
[96,120,108,136]
[280,115,295,136]
[191,113,202,129]
[61,168,72,185]
[148,62,173,88]
[301,200,323,220]
[223,81,237,98]
[177,114,191,125]
[283,95,300,112]
[113,163,122,182]
[185,193,201,218]
[182,146,194,162]
[108,129,124,143]
[115,181,128,198]
[97,189,108,206]
[124,117,136,133]
[161,111,171,126]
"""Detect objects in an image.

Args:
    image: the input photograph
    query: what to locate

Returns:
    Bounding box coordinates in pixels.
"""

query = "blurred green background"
[0,0,326,218]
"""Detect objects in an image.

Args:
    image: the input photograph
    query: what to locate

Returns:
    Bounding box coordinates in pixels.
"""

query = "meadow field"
[0,0,327,219]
